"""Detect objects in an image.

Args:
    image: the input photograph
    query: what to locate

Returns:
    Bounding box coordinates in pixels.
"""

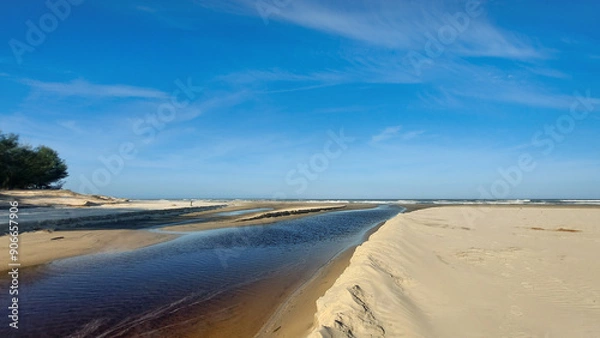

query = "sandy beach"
[309,205,600,337]
[4,190,598,337]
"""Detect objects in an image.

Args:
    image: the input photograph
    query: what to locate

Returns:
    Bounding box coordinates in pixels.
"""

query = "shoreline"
[0,228,178,274]
[255,219,390,338]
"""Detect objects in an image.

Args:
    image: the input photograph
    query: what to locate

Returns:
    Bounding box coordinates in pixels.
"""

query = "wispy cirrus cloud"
[126,0,559,97]
[422,79,600,111]
[402,130,425,140]
[412,59,600,111]
[177,89,252,122]
[216,69,347,86]
[370,125,425,144]
[217,66,420,90]
[520,65,571,79]
[371,125,403,143]
[193,0,555,100]
[19,78,168,99]
[57,120,86,134]
[199,0,545,60]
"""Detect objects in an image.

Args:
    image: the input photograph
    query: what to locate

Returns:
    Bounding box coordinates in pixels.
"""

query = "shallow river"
[0,205,401,337]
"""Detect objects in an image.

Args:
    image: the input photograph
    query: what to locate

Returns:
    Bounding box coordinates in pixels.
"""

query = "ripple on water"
[0,205,402,337]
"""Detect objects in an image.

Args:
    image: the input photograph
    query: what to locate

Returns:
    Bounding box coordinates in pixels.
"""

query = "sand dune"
[309,206,600,338]
[0,189,128,207]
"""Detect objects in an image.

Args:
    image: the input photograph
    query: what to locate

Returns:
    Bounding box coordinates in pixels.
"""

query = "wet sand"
[0,229,177,273]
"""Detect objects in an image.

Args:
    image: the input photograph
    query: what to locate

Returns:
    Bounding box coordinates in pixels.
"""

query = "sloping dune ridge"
[309,206,600,338]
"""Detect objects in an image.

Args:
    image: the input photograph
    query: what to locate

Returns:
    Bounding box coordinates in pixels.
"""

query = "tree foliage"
[0,132,68,189]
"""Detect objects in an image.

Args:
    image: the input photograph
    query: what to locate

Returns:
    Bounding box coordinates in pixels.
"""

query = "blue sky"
[1,0,599,199]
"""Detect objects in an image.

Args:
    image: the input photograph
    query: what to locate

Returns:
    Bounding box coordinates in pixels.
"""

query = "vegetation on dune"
[0,131,68,190]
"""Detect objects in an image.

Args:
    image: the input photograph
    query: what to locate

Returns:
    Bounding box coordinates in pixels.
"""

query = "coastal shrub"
[0,131,68,189]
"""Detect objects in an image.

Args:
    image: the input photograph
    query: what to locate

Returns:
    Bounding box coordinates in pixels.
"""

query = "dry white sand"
[309,206,600,338]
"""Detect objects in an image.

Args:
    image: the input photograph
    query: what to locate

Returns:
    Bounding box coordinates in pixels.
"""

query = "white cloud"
[445,74,600,110]
[20,78,168,99]
[371,125,402,143]
[371,126,427,144]
[177,89,251,122]
[520,66,571,79]
[216,69,347,86]
[218,66,420,88]
[57,120,85,134]
[402,130,425,140]
[196,0,547,89]
[202,0,545,60]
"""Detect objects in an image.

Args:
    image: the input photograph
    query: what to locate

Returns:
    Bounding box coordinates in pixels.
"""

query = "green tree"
[0,132,68,189]
[0,133,22,189]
